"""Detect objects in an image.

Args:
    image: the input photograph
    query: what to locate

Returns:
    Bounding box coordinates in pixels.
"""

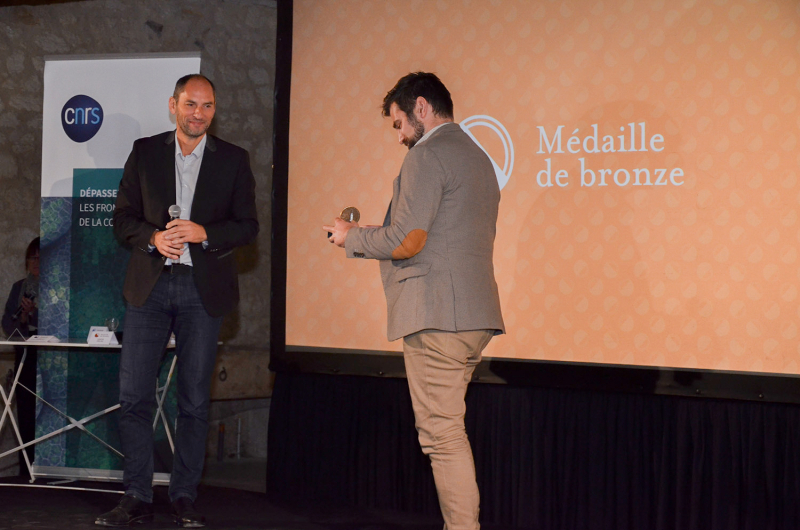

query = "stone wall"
[0,0,276,354]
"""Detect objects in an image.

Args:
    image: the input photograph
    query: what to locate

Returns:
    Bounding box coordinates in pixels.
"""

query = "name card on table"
[87,326,119,345]
[27,335,60,343]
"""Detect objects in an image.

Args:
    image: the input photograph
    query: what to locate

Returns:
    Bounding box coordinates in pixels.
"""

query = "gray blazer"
[345,122,505,341]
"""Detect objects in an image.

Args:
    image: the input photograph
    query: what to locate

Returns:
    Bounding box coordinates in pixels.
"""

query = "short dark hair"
[25,237,39,270]
[382,72,453,119]
[173,74,216,102]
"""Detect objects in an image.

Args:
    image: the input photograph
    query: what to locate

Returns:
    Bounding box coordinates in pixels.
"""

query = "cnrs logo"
[61,95,103,143]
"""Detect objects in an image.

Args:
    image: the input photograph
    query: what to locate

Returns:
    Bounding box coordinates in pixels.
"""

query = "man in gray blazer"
[325,72,504,530]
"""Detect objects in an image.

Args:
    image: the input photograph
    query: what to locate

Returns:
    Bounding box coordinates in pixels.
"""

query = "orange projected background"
[286,0,800,374]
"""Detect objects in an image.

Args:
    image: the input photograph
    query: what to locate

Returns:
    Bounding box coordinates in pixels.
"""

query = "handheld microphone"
[165,205,184,265]
[13,294,36,319]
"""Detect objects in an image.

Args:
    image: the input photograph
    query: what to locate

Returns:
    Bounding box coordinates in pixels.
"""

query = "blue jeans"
[118,269,222,503]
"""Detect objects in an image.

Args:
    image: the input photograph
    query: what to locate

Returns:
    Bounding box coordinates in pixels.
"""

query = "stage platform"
[0,478,514,530]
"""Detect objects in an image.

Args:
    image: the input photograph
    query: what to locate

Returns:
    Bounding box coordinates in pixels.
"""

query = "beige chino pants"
[403,329,494,530]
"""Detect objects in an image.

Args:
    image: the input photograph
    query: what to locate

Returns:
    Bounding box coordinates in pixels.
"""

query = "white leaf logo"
[461,115,514,190]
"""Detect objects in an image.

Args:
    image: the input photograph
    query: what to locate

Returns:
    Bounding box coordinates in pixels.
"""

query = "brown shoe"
[171,497,206,528]
[95,495,154,526]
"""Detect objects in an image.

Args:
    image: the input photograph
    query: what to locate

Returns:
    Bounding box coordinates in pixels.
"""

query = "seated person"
[2,237,39,474]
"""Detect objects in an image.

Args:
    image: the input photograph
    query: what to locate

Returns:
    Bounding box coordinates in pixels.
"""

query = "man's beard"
[179,119,209,139]
[403,114,426,149]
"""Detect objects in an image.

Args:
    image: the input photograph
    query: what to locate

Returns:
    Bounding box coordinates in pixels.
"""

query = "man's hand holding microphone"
[152,205,208,260]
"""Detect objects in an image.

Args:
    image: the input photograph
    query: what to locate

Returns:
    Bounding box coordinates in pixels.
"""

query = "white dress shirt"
[167,133,207,266]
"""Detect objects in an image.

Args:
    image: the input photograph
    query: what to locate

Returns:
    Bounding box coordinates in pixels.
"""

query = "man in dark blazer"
[96,74,257,528]
[325,72,504,530]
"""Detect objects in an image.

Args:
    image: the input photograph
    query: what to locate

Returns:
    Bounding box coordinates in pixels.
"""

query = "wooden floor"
[0,477,480,530]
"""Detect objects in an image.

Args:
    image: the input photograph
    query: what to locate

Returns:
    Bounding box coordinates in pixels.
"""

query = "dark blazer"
[114,131,258,317]
[2,278,37,339]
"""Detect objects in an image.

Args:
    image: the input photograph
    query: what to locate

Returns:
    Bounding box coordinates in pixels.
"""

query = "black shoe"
[95,495,154,526]
[171,497,206,528]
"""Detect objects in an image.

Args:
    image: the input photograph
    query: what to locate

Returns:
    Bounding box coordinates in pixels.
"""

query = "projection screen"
[284,0,800,375]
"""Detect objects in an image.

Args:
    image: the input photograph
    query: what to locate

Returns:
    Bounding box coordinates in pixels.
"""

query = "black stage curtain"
[267,371,800,530]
